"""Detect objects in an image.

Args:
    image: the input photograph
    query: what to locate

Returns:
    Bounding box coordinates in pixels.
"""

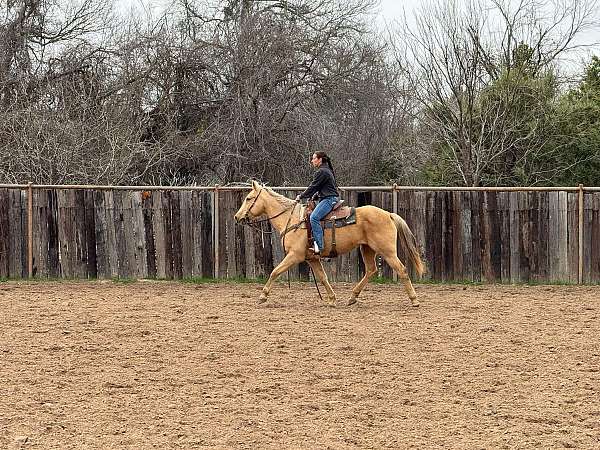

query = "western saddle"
[303,198,355,259]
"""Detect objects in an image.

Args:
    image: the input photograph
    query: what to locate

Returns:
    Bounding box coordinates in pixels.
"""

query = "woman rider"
[295,151,339,256]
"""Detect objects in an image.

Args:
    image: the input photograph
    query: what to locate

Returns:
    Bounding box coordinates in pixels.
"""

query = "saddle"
[303,199,356,259]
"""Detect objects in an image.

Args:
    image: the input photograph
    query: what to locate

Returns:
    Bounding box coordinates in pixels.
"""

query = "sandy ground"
[1,280,599,449]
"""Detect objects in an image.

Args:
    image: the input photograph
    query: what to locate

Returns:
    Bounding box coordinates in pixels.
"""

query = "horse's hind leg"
[381,253,419,307]
[307,259,336,306]
[348,245,378,306]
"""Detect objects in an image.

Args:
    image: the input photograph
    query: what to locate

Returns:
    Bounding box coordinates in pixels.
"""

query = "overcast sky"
[376,0,599,72]
[118,0,599,69]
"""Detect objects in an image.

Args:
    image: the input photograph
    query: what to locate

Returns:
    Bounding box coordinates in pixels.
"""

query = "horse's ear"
[251,180,261,191]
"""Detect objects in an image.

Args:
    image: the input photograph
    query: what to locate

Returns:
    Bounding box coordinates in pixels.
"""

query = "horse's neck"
[264,196,301,233]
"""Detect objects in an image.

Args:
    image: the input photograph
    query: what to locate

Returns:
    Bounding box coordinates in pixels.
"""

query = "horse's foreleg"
[382,254,419,307]
[258,252,303,304]
[307,260,336,306]
[348,245,378,306]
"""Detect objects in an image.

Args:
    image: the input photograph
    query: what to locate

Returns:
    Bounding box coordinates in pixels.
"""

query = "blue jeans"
[310,196,339,251]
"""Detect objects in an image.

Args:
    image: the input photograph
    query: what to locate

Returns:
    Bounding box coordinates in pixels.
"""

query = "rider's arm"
[298,168,327,200]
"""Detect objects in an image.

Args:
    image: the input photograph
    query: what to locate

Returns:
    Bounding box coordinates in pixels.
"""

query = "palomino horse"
[234,181,425,306]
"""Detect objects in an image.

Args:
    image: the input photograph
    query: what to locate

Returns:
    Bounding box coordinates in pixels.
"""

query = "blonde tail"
[390,213,426,277]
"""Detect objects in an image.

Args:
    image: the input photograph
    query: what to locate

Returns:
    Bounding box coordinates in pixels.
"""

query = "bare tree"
[391,0,598,186]
[136,0,388,184]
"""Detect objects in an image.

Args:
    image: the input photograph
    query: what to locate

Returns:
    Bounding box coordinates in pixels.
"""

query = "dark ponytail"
[315,151,335,177]
[315,151,337,187]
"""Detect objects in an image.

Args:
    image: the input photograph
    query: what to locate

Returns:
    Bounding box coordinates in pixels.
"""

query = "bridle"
[240,187,298,242]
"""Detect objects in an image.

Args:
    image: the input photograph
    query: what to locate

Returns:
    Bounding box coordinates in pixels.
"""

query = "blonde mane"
[263,186,296,208]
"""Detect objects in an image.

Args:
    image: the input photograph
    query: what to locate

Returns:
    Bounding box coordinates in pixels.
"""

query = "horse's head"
[234,180,267,224]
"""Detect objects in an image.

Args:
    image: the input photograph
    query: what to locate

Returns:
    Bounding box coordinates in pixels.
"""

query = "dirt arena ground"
[1,280,599,449]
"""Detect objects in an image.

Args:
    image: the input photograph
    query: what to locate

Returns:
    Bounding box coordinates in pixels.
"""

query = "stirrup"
[306,248,321,260]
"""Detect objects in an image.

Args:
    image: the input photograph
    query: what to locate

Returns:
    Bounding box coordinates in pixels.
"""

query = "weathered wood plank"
[94,191,108,278]
[222,191,235,278]
[233,191,247,279]
[459,191,472,282]
[434,192,444,280]
[152,191,166,279]
[518,192,531,283]
[489,193,502,281]
[583,193,593,283]
[509,192,520,283]
[17,190,27,277]
[0,189,10,277]
[497,192,511,283]
[217,190,227,278]
[20,191,29,277]
[190,191,203,277]
[480,192,493,282]
[557,191,569,282]
[111,190,129,279]
[103,191,119,278]
[440,191,452,281]
[131,191,148,279]
[84,191,97,278]
[528,192,539,282]
[470,191,482,283]
[171,191,183,279]
[450,192,463,282]
[200,191,214,277]
[548,192,559,282]
[425,192,436,281]
[121,191,139,279]
[591,193,600,282]
[32,190,45,277]
[142,191,156,278]
[74,190,88,278]
[57,190,76,278]
[45,190,60,278]
[8,190,23,278]
[537,193,549,283]
[161,191,174,279]
[180,191,193,278]
[567,192,579,283]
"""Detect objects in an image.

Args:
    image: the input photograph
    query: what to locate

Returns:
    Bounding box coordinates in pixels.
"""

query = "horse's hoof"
[347,296,358,306]
[411,300,420,307]
[257,295,267,304]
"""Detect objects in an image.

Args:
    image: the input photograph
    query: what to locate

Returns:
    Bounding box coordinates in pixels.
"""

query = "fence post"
[213,185,220,278]
[27,182,33,278]
[392,183,398,282]
[578,184,584,284]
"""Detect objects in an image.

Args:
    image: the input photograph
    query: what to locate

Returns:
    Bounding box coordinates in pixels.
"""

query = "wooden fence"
[0,184,599,283]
